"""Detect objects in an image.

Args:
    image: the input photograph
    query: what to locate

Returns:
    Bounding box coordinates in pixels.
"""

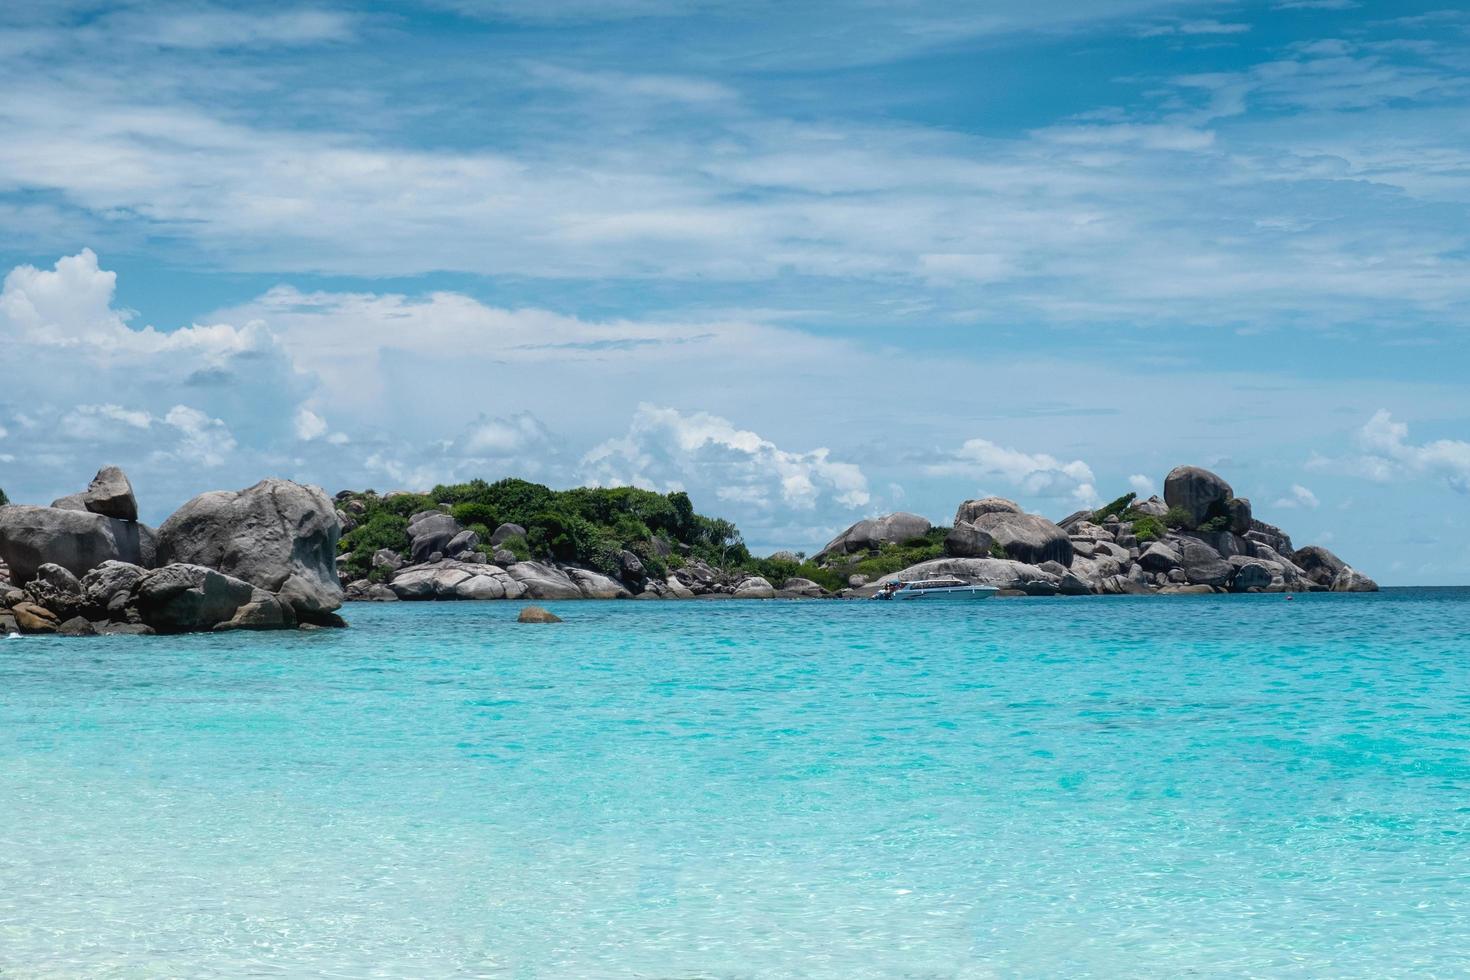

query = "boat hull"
[887,586,998,601]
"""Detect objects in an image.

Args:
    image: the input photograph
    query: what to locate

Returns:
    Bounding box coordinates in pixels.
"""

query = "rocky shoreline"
[0,462,1376,635]
[1,468,344,635]
[338,463,1374,604]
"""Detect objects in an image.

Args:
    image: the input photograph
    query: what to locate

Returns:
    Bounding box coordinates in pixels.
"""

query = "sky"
[0,0,1468,583]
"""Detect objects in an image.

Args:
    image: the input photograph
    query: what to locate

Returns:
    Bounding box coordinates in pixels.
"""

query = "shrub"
[451,502,498,529]
[1091,491,1136,523]
[0,486,8,506]
[1132,515,1164,543]
[1163,506,1194,530]
[989,541,1007,559]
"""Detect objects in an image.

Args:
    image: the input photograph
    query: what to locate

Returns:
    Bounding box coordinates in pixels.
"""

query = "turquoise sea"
[3,590,1469,977]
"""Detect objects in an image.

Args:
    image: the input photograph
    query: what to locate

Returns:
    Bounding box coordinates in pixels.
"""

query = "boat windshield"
[902,578,969,589]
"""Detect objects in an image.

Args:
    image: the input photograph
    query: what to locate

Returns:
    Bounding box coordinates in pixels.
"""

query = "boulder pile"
[0,468,345,634]
[858,464,1374,596]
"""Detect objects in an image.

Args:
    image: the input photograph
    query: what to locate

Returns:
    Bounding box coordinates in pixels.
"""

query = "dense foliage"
[1091,492,1136,523]
[0,486,8,507]
[336,479,751,583]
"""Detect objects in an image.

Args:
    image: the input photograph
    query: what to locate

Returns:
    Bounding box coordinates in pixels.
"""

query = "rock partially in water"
[517,605,562,623]
[156,479,342,623]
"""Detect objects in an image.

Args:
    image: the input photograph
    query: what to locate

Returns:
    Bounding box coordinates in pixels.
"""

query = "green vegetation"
[1132,515,1165,543]
[335,478,751,583]
[1163,505,1194,530]
[1091,491,1136,523]
[0,486,8,507]
[989,541,1007,559]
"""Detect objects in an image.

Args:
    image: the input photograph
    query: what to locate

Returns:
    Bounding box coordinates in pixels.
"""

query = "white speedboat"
[870,577,998,601]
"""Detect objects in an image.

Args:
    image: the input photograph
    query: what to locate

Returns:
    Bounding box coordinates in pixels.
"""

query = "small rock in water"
[518,605,562,624]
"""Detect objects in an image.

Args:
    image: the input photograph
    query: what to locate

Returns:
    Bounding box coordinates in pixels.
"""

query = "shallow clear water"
[3,590,1469,977]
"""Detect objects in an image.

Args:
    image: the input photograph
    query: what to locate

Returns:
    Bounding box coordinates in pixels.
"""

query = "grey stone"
[490,523,527,546]
[1227,496,1252,535]
[1331,567,1378,592]
[967,510,1073,567]
[1163,466,1234,527]
[505,561,583,599]
[155,479,342,622]
[1133,495,1169,518]
[779,577,828,598]
[953,497,1023,524]
[1231,561,1274,592]
[566,567,631,599]
[873,557,1060,594]
[58,616,98,636]
[944,522,996,558]
[1178,537,1233,587]
[407,513,462,564]
[0,505,156,584]
[446,529,481,555]
[1293,545,1347,589]
[1137,542,1182,573]
[83,466,138,522]
[134,564,257,633]
[50,493,89,511]
[616,549,646,584]
[372,548,404,572]
[816,512,932,561]
[733,575,776,598]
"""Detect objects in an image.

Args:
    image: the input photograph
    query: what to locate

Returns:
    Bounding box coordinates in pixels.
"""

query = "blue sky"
[1,0,1468,583]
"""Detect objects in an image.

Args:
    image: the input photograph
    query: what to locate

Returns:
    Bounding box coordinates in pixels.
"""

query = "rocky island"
[0,462,1375,635]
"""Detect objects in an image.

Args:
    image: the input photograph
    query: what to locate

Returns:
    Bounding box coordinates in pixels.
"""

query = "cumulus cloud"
[926,438,1098,506]
[1272,483,1320,509]
[1309,411,1470,494]
[581,404,870,512]
[294,408,329,441]
[1128,473,1157,496]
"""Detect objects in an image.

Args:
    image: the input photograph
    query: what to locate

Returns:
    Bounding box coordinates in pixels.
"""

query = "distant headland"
[0,462,1376,635]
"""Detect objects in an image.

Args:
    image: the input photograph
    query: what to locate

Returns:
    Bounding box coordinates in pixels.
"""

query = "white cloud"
[1128,473,1157,496]
[1272,483,1320,509]
[581,404,870,512]
[160,405,237,468]
[1310,411,1470,494]
[294,408,329,441]
[926,438,1098,506]
[1140,20,1251,37]
[1274,0,1358,9]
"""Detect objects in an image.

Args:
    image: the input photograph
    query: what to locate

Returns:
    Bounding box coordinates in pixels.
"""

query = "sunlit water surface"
[3,590,1469,977]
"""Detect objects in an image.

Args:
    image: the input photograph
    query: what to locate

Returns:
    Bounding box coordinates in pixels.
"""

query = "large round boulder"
[407,512,462,563]
[966,510,1073,567]
[1292,545,1346,589]
[155,479,342,621]
[1178,537,1232,587]
[0,505,156,585]
[1163,466,1234,527]
[944,522,995,558]
[816,512,932,561]
[953,497,1023,524]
